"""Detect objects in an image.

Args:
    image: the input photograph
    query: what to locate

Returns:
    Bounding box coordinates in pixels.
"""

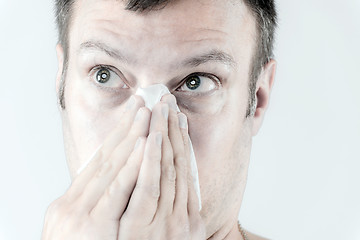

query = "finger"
[124,132,162,225]
[90,137,146,220]
[109,107,151,165]
[67,95,145,198]
[171,112,189,213]
[78,95,145,175]
[181,130,201,215]
[155,109,179,217]
[148,102,177,217]
[94,95,146,162]
[163,95,186,159]
[77,107,151,212]
[162,94,191,213]
[177,113,200,214]
[149,102,169,134]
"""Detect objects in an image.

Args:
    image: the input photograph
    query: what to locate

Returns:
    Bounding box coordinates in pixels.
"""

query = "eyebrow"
[79,41,131,63]
[79,40,236,69]
[182,50,236,69]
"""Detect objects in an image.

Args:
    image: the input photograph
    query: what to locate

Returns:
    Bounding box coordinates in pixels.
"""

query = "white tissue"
[135,84,171,111]
[136,84,202,210]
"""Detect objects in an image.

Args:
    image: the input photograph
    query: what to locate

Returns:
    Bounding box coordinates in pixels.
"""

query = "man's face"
[59,0,261,236]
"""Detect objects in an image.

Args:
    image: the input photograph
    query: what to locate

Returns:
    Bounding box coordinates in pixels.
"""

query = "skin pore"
[55,0,276,239]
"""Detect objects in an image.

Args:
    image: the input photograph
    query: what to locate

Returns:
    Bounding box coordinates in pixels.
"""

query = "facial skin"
[56,0,276,238]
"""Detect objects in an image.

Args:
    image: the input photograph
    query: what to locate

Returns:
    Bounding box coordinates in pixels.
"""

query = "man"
[42,0,277,239]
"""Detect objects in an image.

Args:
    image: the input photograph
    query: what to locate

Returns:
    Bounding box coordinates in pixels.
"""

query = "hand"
[41,94,205,240]
[42,95,151,240]
[118,95,206,240]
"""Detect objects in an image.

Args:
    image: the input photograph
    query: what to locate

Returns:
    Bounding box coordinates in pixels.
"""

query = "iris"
[96,68,111,83]
[185,76,201,90]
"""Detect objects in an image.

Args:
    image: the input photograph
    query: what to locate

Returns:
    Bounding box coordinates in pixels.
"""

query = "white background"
[0,1,359,239]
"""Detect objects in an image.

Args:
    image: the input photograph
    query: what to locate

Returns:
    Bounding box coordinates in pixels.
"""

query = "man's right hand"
[41,95,151,240]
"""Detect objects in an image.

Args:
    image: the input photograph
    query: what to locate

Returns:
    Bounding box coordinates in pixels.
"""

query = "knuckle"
[175,156,187,167]
[119,213,132,229]
[190,214,206,237]
[148,184,161,199]
[108,177,132,197]
[135,182,160,199]
[164,148,174,161]
[182,222,191,233]
[169,115,178,128]
[46,198,65,217]
[169,218,191,240]
[119,215,144,235]
[46,195,88,218]
[62,216,90,234]
[96,161,113,177]
[173,151,185,159]
[175,215,190,230]
[175,159,187,176]
[164,165,176,182]
[147,148,162,161]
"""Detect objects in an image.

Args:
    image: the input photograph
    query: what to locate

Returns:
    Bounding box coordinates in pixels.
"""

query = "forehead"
[69,0,256,69]
[73,0,246,28]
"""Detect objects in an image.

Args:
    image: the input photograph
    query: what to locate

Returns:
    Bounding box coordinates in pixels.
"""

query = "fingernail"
[178,113,188,129]
[134,137,142,150]
[162,104,169,119]
[126,96,136,110]
[155,132,163,146]
[135,108,143,121]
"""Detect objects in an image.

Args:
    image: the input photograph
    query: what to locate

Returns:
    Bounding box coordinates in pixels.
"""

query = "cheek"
[64,71,129,165]
[186,87,248,166]
[189,111,251,224]
[185,81,251,206]
[188,111,241,166]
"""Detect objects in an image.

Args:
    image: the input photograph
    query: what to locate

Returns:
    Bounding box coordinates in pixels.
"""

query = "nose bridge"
[134,68,166,89]
[132,39,180,89]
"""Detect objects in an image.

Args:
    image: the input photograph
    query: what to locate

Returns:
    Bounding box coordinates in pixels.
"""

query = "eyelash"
[89,64,127,92]
[90,64,120,77]
[89,65,222,93]
[176,72,221,91]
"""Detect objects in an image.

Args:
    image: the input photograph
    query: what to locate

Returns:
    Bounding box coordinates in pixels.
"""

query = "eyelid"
[89,64,130,91]
[176,72,222,91]
[89,64,123,78]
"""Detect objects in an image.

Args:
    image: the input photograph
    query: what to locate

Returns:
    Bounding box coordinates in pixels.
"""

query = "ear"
[55,44,64,97]
[251,59,277,136]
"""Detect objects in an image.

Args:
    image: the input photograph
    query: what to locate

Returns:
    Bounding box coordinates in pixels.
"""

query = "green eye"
[96,68,111,83]
[177,73,220,94]
[91,66,130,90]
[185,76,201,90]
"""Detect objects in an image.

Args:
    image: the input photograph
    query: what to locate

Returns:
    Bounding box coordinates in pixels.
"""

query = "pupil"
[186,76,201,90]
[97,68,110,83]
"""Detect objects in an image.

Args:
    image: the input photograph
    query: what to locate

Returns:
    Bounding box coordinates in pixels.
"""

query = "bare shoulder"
[244,230,270,240]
